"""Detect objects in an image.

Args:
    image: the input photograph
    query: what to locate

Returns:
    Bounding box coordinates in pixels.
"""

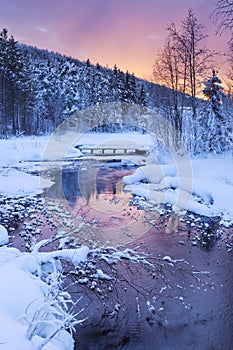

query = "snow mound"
[0,226,89,350]
[0,168,53,197]
[123,164,176,185]
[123,155,233,226]
[0,224,9,246]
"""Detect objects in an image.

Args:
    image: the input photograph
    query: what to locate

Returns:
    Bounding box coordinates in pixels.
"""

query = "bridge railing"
[76,146,148,156]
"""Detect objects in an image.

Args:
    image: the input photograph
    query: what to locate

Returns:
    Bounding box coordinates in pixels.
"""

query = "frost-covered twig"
[25,274,86,349]
[66,245,208,317]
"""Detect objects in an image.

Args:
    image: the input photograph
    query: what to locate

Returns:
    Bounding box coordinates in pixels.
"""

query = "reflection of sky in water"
[60,163,151,245]
[62,164,135,206]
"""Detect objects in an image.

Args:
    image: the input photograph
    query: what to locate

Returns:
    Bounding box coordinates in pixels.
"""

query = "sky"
[0,0,231,80]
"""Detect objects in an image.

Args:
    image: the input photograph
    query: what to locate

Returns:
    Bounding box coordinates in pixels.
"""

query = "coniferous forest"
[0,25,232,155]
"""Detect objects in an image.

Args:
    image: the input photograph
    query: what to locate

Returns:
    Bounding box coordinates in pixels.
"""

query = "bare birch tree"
[153,9,214,151]
[212,0,233,95]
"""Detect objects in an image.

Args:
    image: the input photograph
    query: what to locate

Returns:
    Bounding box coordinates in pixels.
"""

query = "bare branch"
[211,0,233,35]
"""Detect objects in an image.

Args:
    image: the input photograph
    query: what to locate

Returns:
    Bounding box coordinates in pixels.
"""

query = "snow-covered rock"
[0,224,9,246]
[123,155,233,226]
[123,164,177,185]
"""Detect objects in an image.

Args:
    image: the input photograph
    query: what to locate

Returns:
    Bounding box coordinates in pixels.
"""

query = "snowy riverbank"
[123,153,233,227]
[0,224,89,350]
[0,134,233,225]
[0,133,154,197]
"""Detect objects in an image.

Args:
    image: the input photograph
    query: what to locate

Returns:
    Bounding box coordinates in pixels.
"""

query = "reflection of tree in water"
[62,169,80,201]
[43,163,148,246]
[95,167,125,197]
[78,167,98,204]
[43,167,80,202]
[76,163,135,204]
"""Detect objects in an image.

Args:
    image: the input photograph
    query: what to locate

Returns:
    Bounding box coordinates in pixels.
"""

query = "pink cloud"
[0,0,230,79]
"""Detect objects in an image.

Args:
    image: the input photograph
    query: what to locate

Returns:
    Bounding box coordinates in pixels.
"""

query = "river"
[4,160,233,349]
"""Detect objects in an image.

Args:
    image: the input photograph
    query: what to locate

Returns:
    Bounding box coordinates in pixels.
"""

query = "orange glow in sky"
[0,0,231,81]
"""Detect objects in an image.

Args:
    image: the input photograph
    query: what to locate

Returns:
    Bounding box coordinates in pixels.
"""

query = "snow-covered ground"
[0,135,79,197]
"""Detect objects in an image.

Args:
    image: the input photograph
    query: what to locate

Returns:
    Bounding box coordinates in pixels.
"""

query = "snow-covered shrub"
[0,228,88,350]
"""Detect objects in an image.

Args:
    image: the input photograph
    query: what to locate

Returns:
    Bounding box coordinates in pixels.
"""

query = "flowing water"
[43,161,151,246]
[69,225,233,349]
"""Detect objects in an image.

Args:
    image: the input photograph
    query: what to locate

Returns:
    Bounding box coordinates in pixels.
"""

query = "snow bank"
[0,168,53,197]
[76,131,155,149]
[0,137,51,197]
[123,154,233,226]
[0,227,89,350]
[0,136,81,168]
[0,136,47,167]
[0,135,81,197]
[123,164,176,185]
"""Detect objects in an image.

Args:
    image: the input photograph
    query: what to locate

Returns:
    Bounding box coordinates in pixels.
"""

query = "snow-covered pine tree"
[0,29,7,136]
[203,69,224,120]
[138,83,147,106]
[0,28,34,135]
[109,64,120,102]
[129,73,137,104]
[203,69,225,153]
[122,71,138,104]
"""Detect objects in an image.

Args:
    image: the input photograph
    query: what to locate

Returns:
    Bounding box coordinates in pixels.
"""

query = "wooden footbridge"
[75,141,149,164]
[76,145,148,156]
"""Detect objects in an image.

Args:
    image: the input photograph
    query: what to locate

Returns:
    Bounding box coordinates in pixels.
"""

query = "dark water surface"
[70,225,233,350]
